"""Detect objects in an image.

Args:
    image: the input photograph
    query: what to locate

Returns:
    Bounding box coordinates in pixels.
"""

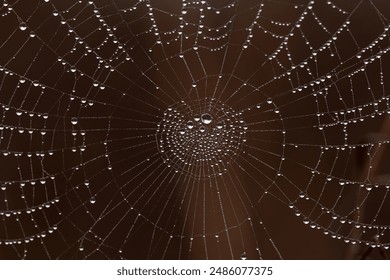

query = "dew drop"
[201,113,212,124]
[71,117,78,125]
[240,252,247,260]
[19,23,27,31]
[187,121,194,129]
[90,197,96,204]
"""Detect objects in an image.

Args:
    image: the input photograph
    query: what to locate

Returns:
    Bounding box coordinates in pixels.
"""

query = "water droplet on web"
[201,113,212,124]
[187,121,194,129]
[194,115,200,122]
[216,123,223,129]
[240,252,247,260]
[90,197,96,204]
[199,126,205,132]
[71,117,78,125]
[19,23,27,31]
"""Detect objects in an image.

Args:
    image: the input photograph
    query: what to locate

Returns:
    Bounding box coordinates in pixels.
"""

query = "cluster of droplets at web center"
[156,98,247,180]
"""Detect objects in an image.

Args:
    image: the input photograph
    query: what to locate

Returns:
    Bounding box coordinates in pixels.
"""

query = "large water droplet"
[201,113,212,124]
[71,117,78,125]
[90,197,96,204]
[19,23,27,31]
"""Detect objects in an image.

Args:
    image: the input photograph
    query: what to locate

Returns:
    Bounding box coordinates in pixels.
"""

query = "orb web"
[0,0,390,260]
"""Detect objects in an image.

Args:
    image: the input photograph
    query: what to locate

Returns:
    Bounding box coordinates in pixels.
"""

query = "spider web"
[1,0,390,259]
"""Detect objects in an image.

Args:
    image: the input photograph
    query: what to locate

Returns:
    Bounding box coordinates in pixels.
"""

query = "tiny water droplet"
[187,121,194,129]
[19,23,27,31]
